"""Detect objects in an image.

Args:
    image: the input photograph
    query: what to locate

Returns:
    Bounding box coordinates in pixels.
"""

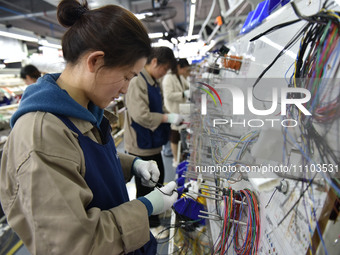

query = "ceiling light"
[148,32,163,39]
[135,12,153,20]
[170,37,178,44]
[38,39,62,49]
[177,34,199,43]
[3,58,23,64]
[0,31,38,43]
[152,39,174,48]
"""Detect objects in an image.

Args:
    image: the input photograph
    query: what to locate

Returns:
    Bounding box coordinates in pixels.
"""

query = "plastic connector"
[176,161,189,178]
[176,176,186,187]
[248,173,281,192]
[218,45,230,56]
[173,197,205,225]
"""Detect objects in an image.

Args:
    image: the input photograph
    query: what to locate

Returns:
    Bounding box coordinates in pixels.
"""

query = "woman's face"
[153,63,170,79]
[148,58,171,80]
[24,75,37,85]
[178,66,191,78]
[88,58,146,109]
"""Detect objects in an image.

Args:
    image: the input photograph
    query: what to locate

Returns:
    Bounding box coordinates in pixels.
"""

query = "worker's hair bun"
[57,0,89,28]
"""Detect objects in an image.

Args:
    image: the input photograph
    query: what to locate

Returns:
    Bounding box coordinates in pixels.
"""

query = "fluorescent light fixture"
[135,12,153,20]
[88,2,100,8]
[148,32,163,39]
[0,24,61,49]
[187,1,196,41]
[3,58,23,64]
[38,39,62,49]
[152,39,174,48]
[171,37,178,44]
[177,34,200,43]
[0,31,38,42]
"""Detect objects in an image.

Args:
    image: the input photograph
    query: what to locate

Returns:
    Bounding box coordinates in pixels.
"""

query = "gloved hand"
[144,181,178,215]
[133,159,160,187]
[166,113,184,125]
[183,90,190,98]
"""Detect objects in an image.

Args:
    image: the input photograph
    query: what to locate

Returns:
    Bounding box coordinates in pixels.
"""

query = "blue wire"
[284,127,340,196]
[226,194,244,253]
[309,182,329,255]
[283,118,287,164]
[302,182,316,254]
[234,191,252,254]
[285,61,296,85]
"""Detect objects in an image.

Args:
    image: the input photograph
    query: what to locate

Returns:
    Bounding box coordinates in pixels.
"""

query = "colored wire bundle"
[210,131,259,165]
[213,189,234,254]
[233,189,260,255]
[213,188,260,255]
[291,7,340,123]
[252,0,340,196]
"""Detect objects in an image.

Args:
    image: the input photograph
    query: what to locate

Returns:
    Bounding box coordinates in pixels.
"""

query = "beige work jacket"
[0,111,150,255]
[163,73,189,131]
[124,68,167,156]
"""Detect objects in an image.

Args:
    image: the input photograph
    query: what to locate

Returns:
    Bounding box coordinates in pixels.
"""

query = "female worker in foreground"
[0,1,177,254]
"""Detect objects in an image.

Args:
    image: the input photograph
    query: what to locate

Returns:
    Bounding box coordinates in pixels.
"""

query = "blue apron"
[56,115,157,255]
[131,73,170,149]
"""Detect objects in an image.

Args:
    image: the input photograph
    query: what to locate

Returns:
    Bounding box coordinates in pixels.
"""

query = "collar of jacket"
[140,68,159,87]
[69,110,118,135]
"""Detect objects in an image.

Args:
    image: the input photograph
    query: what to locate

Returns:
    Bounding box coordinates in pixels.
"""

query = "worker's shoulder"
[14,111,69,134]
[11,112,81,159]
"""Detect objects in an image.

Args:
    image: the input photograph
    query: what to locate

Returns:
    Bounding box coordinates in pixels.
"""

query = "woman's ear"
[151,58,158,67]
[87,51,105,73]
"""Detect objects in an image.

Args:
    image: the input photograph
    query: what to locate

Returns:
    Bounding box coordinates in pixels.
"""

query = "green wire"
[198,87,217,106]
[314,21,332,105]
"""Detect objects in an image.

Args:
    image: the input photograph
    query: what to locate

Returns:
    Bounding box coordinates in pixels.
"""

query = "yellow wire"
[307,188,314,255]
[326,10,340,20]
[6,240,23,255]
[217,132,254,164]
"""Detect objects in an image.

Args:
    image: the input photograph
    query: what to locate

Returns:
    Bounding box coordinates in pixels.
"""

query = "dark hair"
[146,47,176,70]
[20,65,41,79]
[171,58,190,74]
[177,58,190,68]
[57,0,151,68]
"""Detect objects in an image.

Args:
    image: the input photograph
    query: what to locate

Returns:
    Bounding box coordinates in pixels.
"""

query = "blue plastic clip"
[173,197,205,225]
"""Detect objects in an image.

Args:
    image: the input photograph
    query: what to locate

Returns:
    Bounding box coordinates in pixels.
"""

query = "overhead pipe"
[198,0,217,39]
[0,10,57,22]
[0,6,64,37]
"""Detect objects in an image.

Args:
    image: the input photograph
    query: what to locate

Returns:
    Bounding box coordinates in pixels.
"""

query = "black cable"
[276,173,317,227]
[251,24,310,102]
[265,187,278,208]
[150,179,178,196]
[251,2,340,99]
[291,2,327,25]
[250,19,302,42]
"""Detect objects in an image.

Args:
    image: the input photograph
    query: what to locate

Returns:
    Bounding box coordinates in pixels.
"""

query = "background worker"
[163,58,191,167]
[124,46,182,239]
[20,64,41,85]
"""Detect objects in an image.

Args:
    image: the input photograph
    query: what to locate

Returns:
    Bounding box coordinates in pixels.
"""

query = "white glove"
[144,181,178,215]
[166,113,184,125]
[183,90,190,98]
[133,159,160,187]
